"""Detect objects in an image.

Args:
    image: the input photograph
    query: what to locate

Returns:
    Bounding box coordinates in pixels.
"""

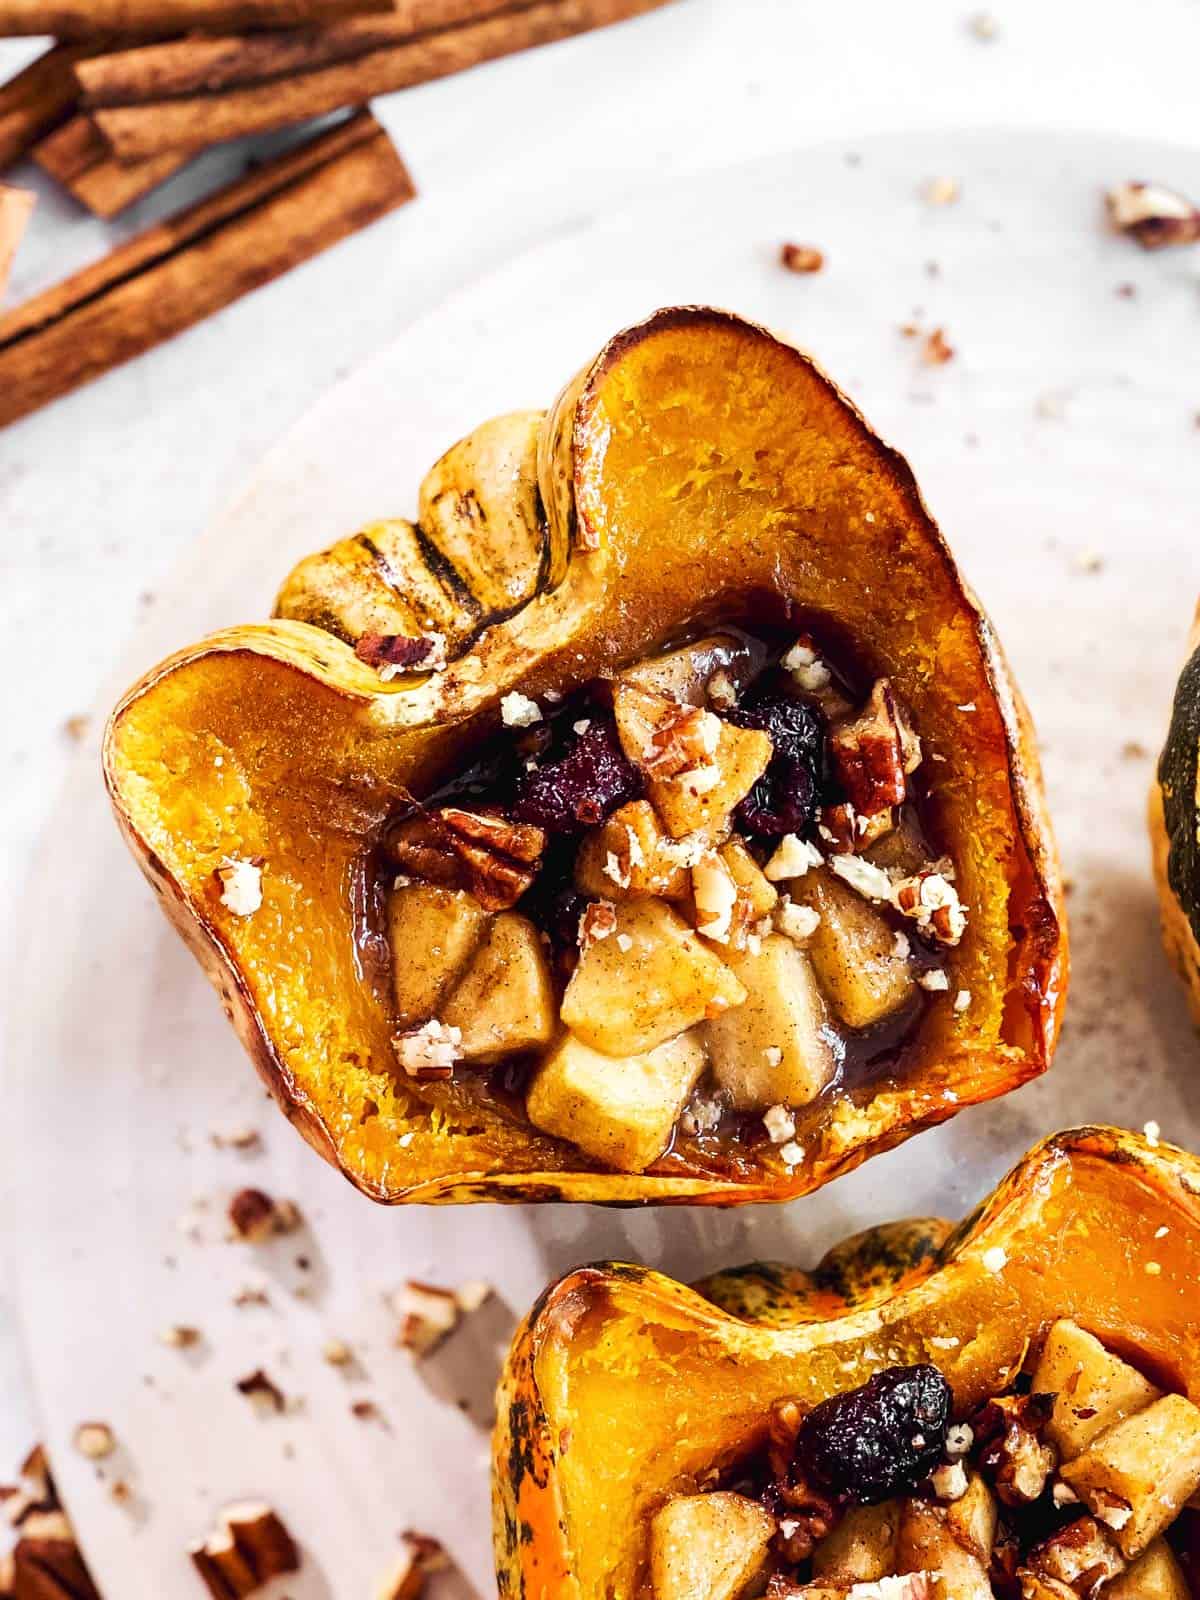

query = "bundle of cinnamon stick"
[0,0,677,425]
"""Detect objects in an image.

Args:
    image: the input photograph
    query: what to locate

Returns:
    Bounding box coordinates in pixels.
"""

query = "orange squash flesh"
[493,1127,1200,1600]
[104,307,1066,1204]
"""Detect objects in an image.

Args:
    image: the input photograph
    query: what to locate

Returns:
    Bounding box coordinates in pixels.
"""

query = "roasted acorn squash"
[493,1125,1200,1600]
[104,307,1066,1204]
[1152,603,1200,1025]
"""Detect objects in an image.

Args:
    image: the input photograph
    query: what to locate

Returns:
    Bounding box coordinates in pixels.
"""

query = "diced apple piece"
[574,800,690,900]
[617,634,753,707]
[526,1029,707,1173]
[1059,1393,1200,1558]
[1032,1321,1161,1460]
[799,868,915,1029]
[650,721,772,839]
[811,1499,899,1581]
[561,899,745,1057]
[897,1473,997,1600]
[649,1491,775,1600]
[719,838,778,918]
[441,912,555,1063]
[388,883,490,1027]
[1105,1538,1189,1599]
[706,935,836,1110]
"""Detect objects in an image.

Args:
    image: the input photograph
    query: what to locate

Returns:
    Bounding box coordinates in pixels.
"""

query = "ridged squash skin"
[493,1127,1200,1600]
[1152,603,1200,1024]
[104,307,1066,1204]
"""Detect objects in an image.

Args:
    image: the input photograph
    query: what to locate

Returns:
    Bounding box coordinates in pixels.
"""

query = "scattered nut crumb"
[953,988,972,1012]
[210,1125,261,1151]
[374,1530,449,1600]
[922,176,960,206]
[922,327,955,365]
[968,10,998,39]
[393,1019,462,1081]
[981,1246,1007,1273]
[227,1187,297,1242]
[160,1324,202,1349]
[191,1501,299,1598]
[778,1140,805,1168]
[1106,180,1200,249]
[780,242,825,274]
[322,1339,353,1367]
[395,1278,493,1356]
[72,1422,115,1461]
[762,1104,797,1144]
[235,1369,285,1415]
[500,691,542,728]
[62,714,90,743]
[1144,1120,1161,1147]
[215,857,263,917]
[919,969,950,992]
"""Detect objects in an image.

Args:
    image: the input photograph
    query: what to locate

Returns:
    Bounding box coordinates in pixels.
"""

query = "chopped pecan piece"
[374,1529,450,1600]
[635,697,722,779]
[434,806,546,910]
[830,680,921,815]
[392,1019,462,1081]
[893,868,967,945]
[11,1534,102,1600]
[191,1501,299,1598]
[1023,1515,1125,1593]
[769,1471,842,1564]
[235,1369,286,1415]
[383,812,462,888]
[578,900,617,952]
[1106,181,1200,249]
[973,1392,1057,1506]
[780,242,825,275]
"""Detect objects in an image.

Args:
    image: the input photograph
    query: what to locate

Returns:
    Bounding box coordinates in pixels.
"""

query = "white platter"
[8,127,1200,1597]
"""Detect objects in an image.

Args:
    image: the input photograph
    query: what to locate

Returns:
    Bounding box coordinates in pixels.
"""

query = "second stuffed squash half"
[104,306,1066,1204]
[495,1126,1200,1600]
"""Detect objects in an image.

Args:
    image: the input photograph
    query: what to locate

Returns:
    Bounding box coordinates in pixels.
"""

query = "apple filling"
[648,1321,1200,1600]
[383,629,967,1175]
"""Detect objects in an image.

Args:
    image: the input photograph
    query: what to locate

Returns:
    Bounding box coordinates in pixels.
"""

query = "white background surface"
[2,0,1199,1591]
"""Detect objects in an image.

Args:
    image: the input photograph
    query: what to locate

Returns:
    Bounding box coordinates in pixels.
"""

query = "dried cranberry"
[510,716,642,835]
[728,691,825,838]
[790,1364,951,1504]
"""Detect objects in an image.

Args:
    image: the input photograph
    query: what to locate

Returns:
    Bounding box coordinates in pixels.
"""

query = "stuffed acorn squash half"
[104,307,1067,1204]
[495,1126,1200,1600]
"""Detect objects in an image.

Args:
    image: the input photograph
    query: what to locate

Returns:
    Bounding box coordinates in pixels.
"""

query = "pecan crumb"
[227,1187,298,1242]
[374,1530,449,1600]
[392,1019,462,1081]
[578,900,617,952]
[190,1501,299,1599]
[72,1422,115,1461]
[234,1369,285,1415]
[1107,180,1200,249]
[922,327,955,365]
[780,242,825,274]
[394,1278,493,1356]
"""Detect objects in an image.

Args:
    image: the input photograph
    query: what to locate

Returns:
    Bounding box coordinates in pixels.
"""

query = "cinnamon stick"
[76,0,521,104]
[0,0,393,37]
[0,183,34,299]
[34,114,188,216]
[0,44,85,172]
[0,110,415,428]
[90,0,678,159]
